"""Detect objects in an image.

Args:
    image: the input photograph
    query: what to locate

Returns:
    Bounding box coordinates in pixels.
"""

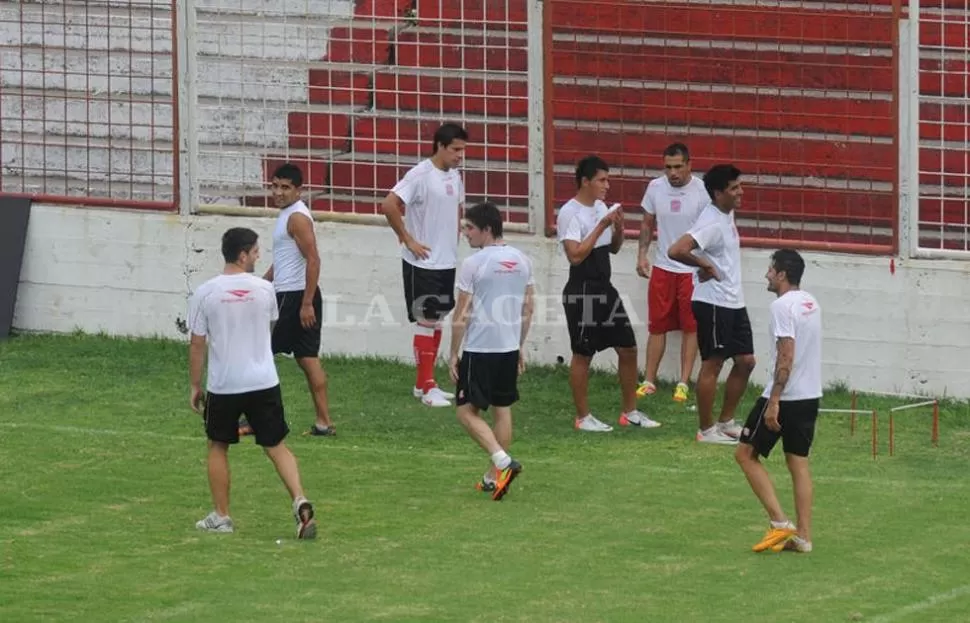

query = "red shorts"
[648,267,697,334]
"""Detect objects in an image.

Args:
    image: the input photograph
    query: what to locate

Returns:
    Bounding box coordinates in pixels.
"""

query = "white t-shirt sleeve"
[456,256,478,294]
[187,289,208,337]
[391,168,425,207]
[689,221,722,252]
[771,300,796,339]
[641,186,656,215]
[559,211,584,243]
[525,254,535,286]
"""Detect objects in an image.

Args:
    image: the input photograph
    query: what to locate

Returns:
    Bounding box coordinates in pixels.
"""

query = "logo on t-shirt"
[222,289,254,303]
[445,183,455,196]
[801,301,816,314]
[670,199,681,213]
[495,260,521,274]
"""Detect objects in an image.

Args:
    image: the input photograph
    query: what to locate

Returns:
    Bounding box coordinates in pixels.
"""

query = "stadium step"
[352,115,529,162]
[326,25,395,64]
[550,174,895,227]
[395,29,529,72]
[415,0,528,30]
[328,157,530,201]
[372,71,529,118]
[552,38,894,93]
[553,123,895,182]
[550,1,968,49]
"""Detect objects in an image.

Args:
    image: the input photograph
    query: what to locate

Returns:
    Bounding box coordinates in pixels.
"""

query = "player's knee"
[735,354,756,374]
[616,346,637,361]
[734,443,757,466]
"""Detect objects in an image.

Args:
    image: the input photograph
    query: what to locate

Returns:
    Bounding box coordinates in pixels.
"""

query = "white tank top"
[272,200,314,293]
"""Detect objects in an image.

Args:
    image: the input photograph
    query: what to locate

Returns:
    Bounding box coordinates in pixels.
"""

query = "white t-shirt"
[187,273,280,395]
[641,175,708,274]
[556,198,612,250]
[762,290,823,401]
[687,204,744,309]
[392,158,464,270]
[457,244,534,353]
[272,200,314,293]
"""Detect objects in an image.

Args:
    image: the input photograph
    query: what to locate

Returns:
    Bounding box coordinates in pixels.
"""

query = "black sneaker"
[304,425,336,437]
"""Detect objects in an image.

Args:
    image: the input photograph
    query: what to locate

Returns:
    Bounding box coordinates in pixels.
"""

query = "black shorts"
[562,280,637,357]
[204,384,289,447]
[456,350,520,410]
[402,260,456,324]
[691,301,754,361]
[739,396,820,458]
[272,289,322,359]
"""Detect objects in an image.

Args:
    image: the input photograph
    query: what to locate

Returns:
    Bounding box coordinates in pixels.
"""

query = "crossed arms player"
[669,164,754,445]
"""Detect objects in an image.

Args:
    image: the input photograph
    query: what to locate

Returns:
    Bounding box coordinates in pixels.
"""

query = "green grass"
[1,333,969,622]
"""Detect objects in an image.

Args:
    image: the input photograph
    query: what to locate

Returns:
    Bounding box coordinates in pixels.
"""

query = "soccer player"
[668,164,754,444]
[448,202,533,500]
[262,163,334,437]
[736,249,821,554]
[381,122,468,408]
[188,227,317,539]
[558,155,660,432]
[636,143,708,403]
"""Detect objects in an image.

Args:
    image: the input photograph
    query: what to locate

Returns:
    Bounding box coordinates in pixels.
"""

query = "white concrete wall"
[1,0,354,200]
[13,204,970,399]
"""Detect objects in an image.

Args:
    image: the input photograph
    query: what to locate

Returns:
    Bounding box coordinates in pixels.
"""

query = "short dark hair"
[771,248,805,286]
[575,155,609,189]
[222,227,259,263]
[432,123,469,153]
[272,162,303,188]
[464,201,503,238]
[663,142,690,161]
[703,164,742,201]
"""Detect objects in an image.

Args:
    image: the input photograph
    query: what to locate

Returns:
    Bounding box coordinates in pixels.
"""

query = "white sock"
[490,450,512,470]
[701,425,717,436]
[770,519,793,529]
[719,419,735,427]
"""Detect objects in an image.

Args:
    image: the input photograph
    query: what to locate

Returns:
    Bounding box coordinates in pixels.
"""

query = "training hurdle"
[819,402,879,459]
[828,390,940,458]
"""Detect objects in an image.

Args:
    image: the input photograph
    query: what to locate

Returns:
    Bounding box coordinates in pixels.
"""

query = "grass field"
[2,333,969,622]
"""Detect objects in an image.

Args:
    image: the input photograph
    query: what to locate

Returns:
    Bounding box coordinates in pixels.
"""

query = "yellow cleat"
[673,382,689,402]
[752,525,796,552]
[636,381,657,398]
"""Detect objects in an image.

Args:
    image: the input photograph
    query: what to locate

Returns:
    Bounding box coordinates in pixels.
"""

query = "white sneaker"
[575,414,613,432]
[413,385,455,401]
[421,387,452,407]
[696,427,738,445]
[717,419,743,439]
[195,511,234,533]
[619,410,662,429]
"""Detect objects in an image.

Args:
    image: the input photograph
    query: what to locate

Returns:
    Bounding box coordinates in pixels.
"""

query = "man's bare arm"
[288,214,321,306]
[189,334,206,390]
[450,290,473,360]
[638,213,656,261]
[562,219,613,265]
[769,337,795,403]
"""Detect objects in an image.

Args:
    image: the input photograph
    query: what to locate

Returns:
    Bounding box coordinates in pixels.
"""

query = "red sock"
[413,330,436,392]
[432,328,442,354]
